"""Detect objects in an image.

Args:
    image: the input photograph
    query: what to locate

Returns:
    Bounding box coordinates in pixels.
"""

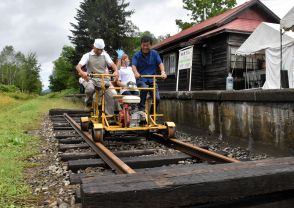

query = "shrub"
[46,88,79,98]
[0,84,20,93]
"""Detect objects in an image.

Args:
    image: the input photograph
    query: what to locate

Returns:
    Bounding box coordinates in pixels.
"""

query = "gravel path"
[176,131,269,161]
[25,117,79,208]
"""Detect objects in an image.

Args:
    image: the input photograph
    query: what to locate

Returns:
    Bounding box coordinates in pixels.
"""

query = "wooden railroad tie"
[80,157,294,208]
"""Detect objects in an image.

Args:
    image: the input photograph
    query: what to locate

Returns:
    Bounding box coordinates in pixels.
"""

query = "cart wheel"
[80,119,89,131]
[92,128,104,142]
[163,122,176,139]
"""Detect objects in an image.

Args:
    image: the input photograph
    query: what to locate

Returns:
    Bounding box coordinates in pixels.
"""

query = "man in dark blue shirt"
[132,35,167,112]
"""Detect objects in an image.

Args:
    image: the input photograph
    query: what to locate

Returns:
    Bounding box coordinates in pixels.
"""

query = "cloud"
[0,0,81,89]
[128,0,191,37]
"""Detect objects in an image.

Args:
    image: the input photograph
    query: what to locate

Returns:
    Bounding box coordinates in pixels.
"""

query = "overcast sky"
[0,0,292,90]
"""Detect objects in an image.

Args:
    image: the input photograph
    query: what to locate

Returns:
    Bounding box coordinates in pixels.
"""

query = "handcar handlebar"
[88,73,164,79]
[88,73,115,78]
[140,75,164,79]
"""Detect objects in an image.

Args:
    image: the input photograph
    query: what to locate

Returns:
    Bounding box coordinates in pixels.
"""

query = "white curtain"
[263,44,294,89]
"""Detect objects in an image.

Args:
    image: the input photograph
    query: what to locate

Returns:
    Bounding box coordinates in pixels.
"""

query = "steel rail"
[153,134,240,164]
[63,113,136,174]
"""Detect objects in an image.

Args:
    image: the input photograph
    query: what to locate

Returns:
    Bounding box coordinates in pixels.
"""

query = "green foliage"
[50,0,139,93]
[46,88,79,98]
[176,0,237,30]
[0,85,37,101]
[5,92,36,100]
[123,31,166,58]
[49,46,78,91]
[157,34,171,43]
[0,94,83,206]
[0,84,20,93]
[0,46,42,94]
[69,0,136,58]
[175,19,195,30]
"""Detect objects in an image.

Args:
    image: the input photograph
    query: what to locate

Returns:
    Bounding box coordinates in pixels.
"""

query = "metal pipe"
[153,76,156,123]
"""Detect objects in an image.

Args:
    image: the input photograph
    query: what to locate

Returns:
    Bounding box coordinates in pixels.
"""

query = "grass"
[0,92,83,207]
[45,88,79,98]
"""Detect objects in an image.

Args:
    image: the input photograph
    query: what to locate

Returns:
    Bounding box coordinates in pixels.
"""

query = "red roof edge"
[153,0,278,50]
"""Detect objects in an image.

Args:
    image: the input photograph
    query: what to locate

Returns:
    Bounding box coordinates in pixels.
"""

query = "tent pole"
[245,57,248,89]
[280,28,283,89]
[252,55,255,88]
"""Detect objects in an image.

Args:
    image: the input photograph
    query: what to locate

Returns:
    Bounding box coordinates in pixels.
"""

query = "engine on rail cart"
[118,95,147,128]
[80,74,176,142]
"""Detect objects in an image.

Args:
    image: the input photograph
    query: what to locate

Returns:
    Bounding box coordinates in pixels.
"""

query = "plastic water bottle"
[226,73,234,90]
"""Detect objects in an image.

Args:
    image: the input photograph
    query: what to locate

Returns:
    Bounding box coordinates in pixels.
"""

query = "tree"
[49,46,78,92]
[20,53,42,94]
[176,0,237,30]
[69,0,136,60]
[175,19,194,30]
[157,34,171,43]
[0,46,19,85]
[0,46,42,94]
[124,31,166,58]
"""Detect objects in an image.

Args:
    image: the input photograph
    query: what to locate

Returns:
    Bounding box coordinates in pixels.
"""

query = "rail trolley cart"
[80,74,176,142]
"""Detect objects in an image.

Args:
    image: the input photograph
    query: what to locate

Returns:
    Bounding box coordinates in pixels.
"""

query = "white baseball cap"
[93,38,105,49]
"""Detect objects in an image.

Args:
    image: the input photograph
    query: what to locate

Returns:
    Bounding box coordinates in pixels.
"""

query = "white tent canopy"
[236,22,294,55]
[236,22,294,89]
[281,6,294,31]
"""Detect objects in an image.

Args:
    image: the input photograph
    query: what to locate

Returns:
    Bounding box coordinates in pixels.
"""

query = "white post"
[189,66,192,91]
[176,68,179,92]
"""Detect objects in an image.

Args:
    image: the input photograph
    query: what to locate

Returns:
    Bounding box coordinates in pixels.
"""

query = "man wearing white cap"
[76,38,119,115]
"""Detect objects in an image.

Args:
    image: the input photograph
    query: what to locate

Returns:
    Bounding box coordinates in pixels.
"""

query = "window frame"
[163,53,177,75]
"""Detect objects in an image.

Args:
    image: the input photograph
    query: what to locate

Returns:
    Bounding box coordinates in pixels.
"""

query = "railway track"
[49,109,294,208]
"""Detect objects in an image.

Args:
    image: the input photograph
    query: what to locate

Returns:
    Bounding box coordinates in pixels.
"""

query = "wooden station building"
[153,0,280,91]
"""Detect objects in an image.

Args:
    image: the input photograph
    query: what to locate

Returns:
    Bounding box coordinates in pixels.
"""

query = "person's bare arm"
[111,63,118,72]
[117,80,127,87]
[76,64,88,81]
[110,63,118,81]
[132,65,141,79]
[116,59,121,70]
[159,63,167,79]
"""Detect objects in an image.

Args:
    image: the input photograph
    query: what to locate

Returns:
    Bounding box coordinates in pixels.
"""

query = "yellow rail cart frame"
[80,74,176,142]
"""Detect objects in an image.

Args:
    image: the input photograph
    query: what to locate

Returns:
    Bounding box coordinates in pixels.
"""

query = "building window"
[230,47,245,69]
[163,55,170,73]
[163,53,176,75]
[230,46,264,70]
[230,46,265,89]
